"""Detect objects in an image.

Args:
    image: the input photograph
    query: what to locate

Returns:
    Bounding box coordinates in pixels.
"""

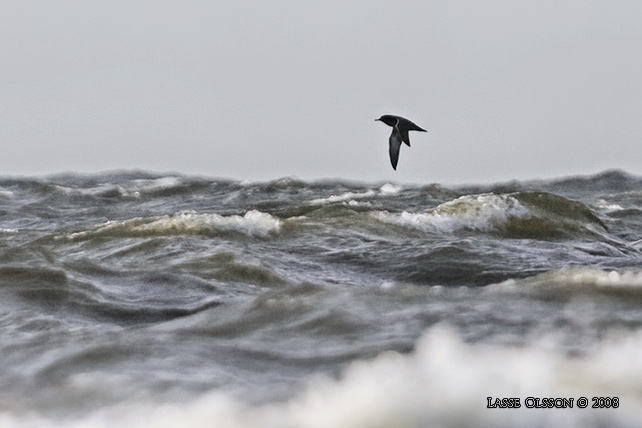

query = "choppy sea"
[2,169,642,427]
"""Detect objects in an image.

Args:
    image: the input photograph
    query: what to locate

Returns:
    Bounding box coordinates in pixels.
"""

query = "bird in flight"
[375,115,427,170]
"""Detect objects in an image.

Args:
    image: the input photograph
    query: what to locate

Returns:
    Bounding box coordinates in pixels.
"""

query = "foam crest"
[379,183,402,195]
[311,190,377,205]
[0,187,14,198]
[377,194,529,233]
[54,183,133,198]
[596,199,624,212]
[68,210,281,240]
[51,176,196,199]
[493,267,642,290]
[132,176,185,194]
[310,184,403,206]
[139,210,281,237]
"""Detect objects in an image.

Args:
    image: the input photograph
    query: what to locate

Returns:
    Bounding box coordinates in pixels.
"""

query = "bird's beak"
[374,118,380,122]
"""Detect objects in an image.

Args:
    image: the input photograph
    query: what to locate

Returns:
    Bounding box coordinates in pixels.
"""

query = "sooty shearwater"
[375,115,427,170]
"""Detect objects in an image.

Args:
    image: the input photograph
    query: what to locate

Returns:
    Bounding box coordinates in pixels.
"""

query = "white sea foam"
[133,176,184,193]
[379,183,402,195]
[68,210,281,239]
[144,210,282,237]
[310,184,402,205]
[311,190,377,205]
[595,199,625,212]
[376,194,530,233]
[54,177,189,199]
[7,324,641,428]
[54,183,134,198]
[491,267,642,291]
[241,177,305,188]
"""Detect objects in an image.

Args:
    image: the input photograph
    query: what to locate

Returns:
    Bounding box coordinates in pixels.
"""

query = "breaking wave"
[65,210,282,240]
[490,267,642,296]
[310,183,402,205]
[376,192,608,239]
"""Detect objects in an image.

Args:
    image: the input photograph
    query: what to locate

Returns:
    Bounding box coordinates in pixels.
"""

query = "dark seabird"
[375,115,427,170]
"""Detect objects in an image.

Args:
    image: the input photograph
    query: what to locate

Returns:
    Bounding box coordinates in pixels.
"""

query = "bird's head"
[375,115,397,127]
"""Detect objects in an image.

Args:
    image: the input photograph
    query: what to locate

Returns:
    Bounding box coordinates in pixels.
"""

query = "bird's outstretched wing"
[400,126,411,147]
[389,128,403,170]
[397,117,426,147]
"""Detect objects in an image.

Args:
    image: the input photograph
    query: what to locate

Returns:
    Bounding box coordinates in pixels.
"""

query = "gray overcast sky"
[2,1,641,184]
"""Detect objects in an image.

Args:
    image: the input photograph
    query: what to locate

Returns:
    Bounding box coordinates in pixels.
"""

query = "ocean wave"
[244,176,308,191]
[9,324,641,428]
[310,183,403,205]
[310,189,377,205]
[49,176,210,199]
[0,266,69,303]
[130,176,214,197]
[177,252,288,288]
[0,187,14,198]
[545,169,642,194]
[376,193,528,233]
[491,267,642,292]
[132,176,184,192]
[596,199,625,213]
[53,183,133,198]
[379,183,403,195]
[375,192,608,239]
[65,210,282,240]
